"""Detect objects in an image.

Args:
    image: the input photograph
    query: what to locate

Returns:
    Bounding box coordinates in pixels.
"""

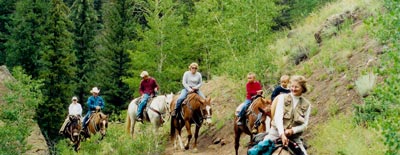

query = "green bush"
[0,67,44,154]
[356,0,400,154]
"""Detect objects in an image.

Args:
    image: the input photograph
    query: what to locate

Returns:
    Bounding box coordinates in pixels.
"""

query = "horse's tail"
[126,113,131,134]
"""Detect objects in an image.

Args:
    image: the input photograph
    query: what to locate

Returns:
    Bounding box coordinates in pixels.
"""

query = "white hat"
[140,71,149,78]
[90,87,100,93]
[71,96,78,101]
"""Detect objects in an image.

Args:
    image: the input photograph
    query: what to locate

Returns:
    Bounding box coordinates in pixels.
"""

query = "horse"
[170,93,212,151]
[234,96,271,155]
[126,93,173,138]
[81,111,108,141]
[62,115,82,152]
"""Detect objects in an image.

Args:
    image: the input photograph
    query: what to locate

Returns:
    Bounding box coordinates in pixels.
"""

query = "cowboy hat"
[90,87,100,93]
[140,71,149,78]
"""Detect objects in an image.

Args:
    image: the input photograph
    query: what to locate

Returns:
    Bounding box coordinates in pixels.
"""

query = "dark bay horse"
[82,111,108,141]
[170,93,212,151]
[62,115,82,152]
[234,97,271,155]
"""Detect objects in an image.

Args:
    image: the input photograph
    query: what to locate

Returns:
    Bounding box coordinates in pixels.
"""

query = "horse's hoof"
[184,146,189,150]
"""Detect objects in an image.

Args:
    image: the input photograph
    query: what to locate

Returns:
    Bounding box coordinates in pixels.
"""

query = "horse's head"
[253,97,271,133]
[97,112,108,137]
[200,97,213,125]
[68,115,82,142]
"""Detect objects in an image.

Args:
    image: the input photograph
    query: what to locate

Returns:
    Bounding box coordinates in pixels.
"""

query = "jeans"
[83,112,90,129]
[175,88,205,111]
[238,99,252,118]
[137,93,150,117]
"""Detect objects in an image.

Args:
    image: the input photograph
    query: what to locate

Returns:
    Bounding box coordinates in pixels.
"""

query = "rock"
[213,137,221,144]
[220,139,226,146]
[23,124,49,155]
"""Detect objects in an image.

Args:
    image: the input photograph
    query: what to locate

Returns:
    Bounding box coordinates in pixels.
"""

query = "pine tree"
[4,0,49,77]
[69,0,100,104]
[36,0,77,137]
[96,0,143,112]
[0,0,17,65]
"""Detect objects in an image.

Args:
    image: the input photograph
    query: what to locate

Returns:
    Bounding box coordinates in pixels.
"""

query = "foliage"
[36,0,77,141]
[56,118,170,154]
[127,0,188,95]
[96,0,143,112]
[355,0,400,154]
[4,0,49,77]
[308,114,385,155]
[69,0,101,107]
[0,0,17,65]
[0,67,44,154]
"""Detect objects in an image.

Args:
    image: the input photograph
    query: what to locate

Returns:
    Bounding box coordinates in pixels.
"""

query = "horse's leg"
[177,129,184,150]
[193,125,201,151]
[234,123,241,155]
[184,120,192,150]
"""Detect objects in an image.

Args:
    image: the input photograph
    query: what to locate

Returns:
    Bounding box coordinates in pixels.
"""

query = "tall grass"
[56,121,170,154]
[308,114,386,154]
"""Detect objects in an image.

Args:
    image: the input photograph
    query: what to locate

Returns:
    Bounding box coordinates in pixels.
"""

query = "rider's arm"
[99,97,105,109]
[274,95,285,136]
[292,105,311,134]
[182,71,192,91]
[78,104,82,116]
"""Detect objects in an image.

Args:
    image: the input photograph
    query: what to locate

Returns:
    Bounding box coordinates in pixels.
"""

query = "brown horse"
[82,111,108,141]
[170,93,212,151]
[234,97,271,155]
[62,115,82,152]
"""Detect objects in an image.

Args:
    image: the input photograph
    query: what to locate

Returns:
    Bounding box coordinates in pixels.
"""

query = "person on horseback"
[136,71,159,121]
[237,72,263,126]
[82,87,105,130]
[171,62,205,117]
[59,96,82,134]
[271,75,290,102]
[250,75,311,155]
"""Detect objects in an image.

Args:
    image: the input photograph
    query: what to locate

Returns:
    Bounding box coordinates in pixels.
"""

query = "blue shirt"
[271,85,290,101]
[87,96,105,112]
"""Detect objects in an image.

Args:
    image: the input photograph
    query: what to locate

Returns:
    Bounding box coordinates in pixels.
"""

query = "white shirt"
[69,102,82,116]
[274,93,311,136]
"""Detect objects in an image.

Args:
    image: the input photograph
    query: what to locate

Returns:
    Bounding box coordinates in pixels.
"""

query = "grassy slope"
[269,0,386,154]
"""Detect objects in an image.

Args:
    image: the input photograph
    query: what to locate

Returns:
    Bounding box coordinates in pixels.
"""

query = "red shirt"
[139,77,159,95]
[246,81,262,100]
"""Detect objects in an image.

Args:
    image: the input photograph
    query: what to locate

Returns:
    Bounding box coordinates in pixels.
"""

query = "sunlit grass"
[308,114,386,154]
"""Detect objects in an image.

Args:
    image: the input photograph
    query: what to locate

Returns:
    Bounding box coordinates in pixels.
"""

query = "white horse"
[126,93,173,138]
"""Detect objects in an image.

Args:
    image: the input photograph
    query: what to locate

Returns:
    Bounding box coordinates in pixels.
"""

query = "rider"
[237,72,263,126]
[171,62,205,117]
[271,75,290,102]
[252,75,311,155]
[136,71,159,121]
[82,87,105,130]
[59,96,82,134]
